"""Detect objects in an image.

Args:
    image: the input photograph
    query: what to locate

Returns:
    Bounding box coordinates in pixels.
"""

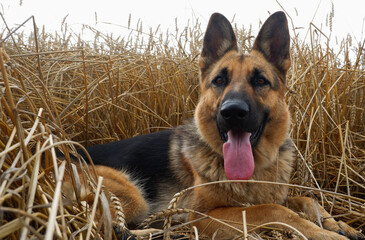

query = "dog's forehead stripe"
[239,54,244,63]
[205,53,281,91]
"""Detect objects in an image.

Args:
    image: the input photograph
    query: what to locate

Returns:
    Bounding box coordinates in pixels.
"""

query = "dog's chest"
[188,143,293,206]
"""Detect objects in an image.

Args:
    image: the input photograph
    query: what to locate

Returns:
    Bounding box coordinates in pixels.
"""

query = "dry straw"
[0,10,364,240]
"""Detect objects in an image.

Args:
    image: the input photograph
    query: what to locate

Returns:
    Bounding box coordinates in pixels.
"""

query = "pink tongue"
[223,131,254,180]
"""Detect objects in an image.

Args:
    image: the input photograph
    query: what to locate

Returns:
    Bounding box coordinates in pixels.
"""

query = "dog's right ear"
[252,11,290,77]
[199,13,237,73]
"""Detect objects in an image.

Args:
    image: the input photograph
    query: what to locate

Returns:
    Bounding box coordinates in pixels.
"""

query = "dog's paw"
[322,219,364,240]
[113,226,137,240]
[337,221,365,240]
[308,229,350,240]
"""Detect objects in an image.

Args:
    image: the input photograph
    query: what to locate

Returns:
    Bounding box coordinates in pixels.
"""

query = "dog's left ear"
[200,13,238,73]
[252,11,290,77]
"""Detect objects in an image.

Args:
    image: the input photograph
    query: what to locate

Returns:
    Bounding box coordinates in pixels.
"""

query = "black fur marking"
[211,67,229,88]
[250,68,271,88]
[78,130,174,201]
[239,54,244,62]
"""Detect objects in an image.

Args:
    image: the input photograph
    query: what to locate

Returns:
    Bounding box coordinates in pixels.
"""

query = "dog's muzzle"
[217,98,267,146]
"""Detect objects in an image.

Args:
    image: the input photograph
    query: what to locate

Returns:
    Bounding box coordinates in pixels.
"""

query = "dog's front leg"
[190,204,350,240]
[287,196,364,240]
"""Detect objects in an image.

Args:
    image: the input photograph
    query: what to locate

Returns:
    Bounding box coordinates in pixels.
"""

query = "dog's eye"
[253,76,270,87]
[212,76,226,86]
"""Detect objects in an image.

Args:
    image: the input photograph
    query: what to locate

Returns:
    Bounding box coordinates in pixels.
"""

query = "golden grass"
[0,12,364,239]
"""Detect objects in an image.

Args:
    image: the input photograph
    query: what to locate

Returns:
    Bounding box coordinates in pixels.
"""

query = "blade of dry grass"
[0,10,364,240]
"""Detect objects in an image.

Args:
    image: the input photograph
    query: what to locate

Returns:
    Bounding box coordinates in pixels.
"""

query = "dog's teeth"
[250,131,255,140]
[224,133,228,142]
[219,131,228,142]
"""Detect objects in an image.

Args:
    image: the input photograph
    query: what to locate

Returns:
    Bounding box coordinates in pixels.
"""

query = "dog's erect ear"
[200,13,237,73]
[252,11,290,77]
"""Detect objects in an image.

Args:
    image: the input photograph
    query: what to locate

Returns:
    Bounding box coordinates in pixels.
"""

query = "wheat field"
[0,11,364,240]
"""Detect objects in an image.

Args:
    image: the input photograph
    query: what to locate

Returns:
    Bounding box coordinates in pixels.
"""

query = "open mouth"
[219,116,266,146]
[217,113,268,180]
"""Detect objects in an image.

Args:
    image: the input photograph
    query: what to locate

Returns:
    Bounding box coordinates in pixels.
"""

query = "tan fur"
[62,11,364,240]
[63,165,148,224]
[177,12,362,239]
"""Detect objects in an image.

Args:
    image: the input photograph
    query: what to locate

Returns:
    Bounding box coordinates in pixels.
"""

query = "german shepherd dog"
[65,12,364,239]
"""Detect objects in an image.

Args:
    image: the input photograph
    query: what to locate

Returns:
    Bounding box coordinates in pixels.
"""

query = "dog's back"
[80,130,178,202]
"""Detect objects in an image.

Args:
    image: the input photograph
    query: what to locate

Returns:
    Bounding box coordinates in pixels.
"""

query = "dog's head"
[195,12,291,180]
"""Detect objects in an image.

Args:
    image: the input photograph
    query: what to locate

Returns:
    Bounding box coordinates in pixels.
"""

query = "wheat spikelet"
[0,9,364,239]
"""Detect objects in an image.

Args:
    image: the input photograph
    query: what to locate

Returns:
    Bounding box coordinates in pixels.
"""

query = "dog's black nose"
[220,100,249,121]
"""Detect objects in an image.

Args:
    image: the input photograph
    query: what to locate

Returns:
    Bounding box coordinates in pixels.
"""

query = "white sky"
[1,0,364,47]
